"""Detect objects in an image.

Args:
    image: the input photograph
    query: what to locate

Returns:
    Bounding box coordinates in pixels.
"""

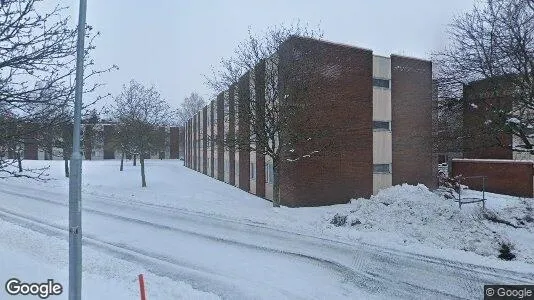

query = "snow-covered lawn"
[1,159,533,299]
[0,218,218,300]
[5,159,534,267]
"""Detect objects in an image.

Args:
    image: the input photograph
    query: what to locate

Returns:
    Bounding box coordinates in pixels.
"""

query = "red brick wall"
[186,120,191,167]
[103,125,115,159]
[83,125,93,160]
[23,138,38,160]
[192,114,200,171]
[228,85,236,186]
[216,93,225,181]
[202,106,208,174]
[391,55,435,188]
[170,127,179,159]
[462,78,514,159]
[254,61,266,198]
[210,101,215,176]
[452,159,534,197]
[278,37,374,207]
[238,73,251,191]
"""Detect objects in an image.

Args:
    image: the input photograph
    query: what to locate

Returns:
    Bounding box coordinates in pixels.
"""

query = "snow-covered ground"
[0,159,533,299]
[0,218,219,300]
[326,184,534,265]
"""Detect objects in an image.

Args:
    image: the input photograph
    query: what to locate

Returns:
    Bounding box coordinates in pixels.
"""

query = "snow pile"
[325,184,532,261]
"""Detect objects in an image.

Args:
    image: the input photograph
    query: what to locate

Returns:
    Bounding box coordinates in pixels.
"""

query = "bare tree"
[434,0,534,154]
[111,80,173,187]
[177,92,206,126]
[0,0,116,179]
[205,23,325,207]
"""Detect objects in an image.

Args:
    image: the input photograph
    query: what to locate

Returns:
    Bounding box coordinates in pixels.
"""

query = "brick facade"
[452,159,534,197]
[462,77,514,159]
[184,37,433,207]
[391,55,435,188]
[278,37,374,206]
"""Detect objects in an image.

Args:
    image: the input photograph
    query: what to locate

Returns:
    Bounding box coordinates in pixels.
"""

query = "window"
[250,162,256,180]
[373,164,391,173]
[373,121,391,131]
[373,78,390,89]
[265,162,274,183]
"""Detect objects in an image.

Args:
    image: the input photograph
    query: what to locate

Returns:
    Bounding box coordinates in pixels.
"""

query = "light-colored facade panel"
[250,151,256,194]
[199,110,204,172]
[372,55,391,79]
[373,88,391,121]
[373,131,392,164]
[213,101,218,177]
[373,173,392,195]
[265,155,273,201]
[224,151,230,183]
[372,55,393,195]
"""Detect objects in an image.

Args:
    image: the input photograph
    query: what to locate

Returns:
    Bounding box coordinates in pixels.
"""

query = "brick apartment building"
[451,77,534,197]
[463,76,534,160]
[185,37,434,207]
[9,123,185,161]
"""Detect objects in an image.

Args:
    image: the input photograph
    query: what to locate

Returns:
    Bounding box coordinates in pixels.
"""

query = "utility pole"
[69,0,87,299]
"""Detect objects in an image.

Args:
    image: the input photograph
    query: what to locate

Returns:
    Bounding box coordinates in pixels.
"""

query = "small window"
[265,162,274,183]
[373,78,390,89]
[373,121,391,131]
[250,162,256,180]
[373,164,391,173]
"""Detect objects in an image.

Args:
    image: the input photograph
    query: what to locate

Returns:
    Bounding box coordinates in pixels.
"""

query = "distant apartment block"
[463,76,534,161]
[185,36,434,207]
[5,123,185,161]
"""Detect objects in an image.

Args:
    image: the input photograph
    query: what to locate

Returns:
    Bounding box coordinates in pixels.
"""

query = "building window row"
[373,121,391,131]
[373,78,390,89]
[250,162,256,180]
[373,163,391,174]
[265,162,274,184]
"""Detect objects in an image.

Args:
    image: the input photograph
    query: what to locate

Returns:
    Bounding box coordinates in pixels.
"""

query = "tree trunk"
[133,154,137,166]
[272,160,280,207]
[16,151,22,172]
[140,154,146,187]
[64,157,69,178]
[120,152,124,171]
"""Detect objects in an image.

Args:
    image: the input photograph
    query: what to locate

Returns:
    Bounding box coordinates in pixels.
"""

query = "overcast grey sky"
[67,0,476,108]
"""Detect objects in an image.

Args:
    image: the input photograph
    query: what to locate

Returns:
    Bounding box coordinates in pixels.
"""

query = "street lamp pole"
[69,0,87,299]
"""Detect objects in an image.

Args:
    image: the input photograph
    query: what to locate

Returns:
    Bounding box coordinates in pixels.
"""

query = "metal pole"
[69,0,87,299]
[482,177,486,210]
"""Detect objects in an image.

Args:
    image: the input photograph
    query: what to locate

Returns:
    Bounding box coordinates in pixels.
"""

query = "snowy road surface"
[0,181,532,299]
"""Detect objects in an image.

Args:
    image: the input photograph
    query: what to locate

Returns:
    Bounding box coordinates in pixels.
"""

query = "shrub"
[330,214,347,227]
[497,242,516,261]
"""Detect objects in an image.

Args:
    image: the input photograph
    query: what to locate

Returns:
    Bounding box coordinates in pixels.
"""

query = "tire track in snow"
[1,187,532,299]
[2,182,533,284]
[0,207,300,300]
[0,189,427,299]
